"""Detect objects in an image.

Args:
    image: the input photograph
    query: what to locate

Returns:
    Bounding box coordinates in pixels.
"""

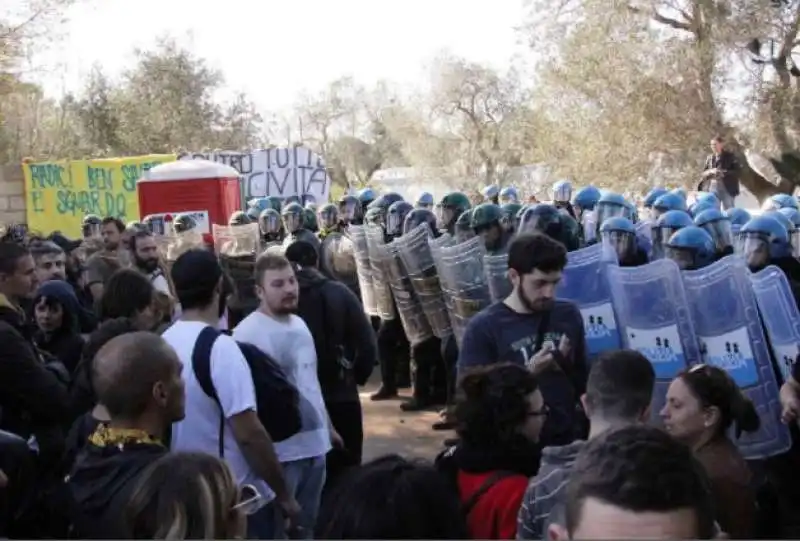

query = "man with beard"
[128,230,171,298]
[85,217,126,303]
[457,232,588,448]
[29,240,67,283]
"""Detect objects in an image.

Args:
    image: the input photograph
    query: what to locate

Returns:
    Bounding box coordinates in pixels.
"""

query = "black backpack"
[191,326,302,456]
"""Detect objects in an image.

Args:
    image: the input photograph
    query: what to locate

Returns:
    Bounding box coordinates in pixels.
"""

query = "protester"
[458,232,589,447]
[316,454,469,540]
[661,364,760,538]
[517,349,655,539]
[163,248,298,539]
[436,363,545,539]
[547,425,717,540]
[0,242,69,457]
[99,269,158,330]
[67,332,184,538]
[33,280,85,374]
[85,217,126,302]
[48,232,97,332]
[234,252,340,538]
[284,240,377,489]
[128,229,172,297]
[29,239,67,283]
[64,318,141,469]
[124,452,252,539]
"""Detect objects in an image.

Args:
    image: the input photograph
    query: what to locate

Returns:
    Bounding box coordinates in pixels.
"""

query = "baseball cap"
[170,249,222,296]
[48,232,82,253]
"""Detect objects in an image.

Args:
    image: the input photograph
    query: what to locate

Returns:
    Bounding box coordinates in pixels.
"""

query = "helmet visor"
[282,213,301,233]
[260,213,280,234]
[665,246,696,271]
[596,202,627,227]
[553,184,571,202]
[83,223,101,239]
[699,219,732,254]
[740,235,770,269]
[386,212,403,236]
[601,230,634,261]
[319,209,338,229]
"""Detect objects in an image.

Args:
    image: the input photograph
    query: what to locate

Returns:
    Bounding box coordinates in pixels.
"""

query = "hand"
[780,380,800,424]
[527,335,571,374]
[277,495,302,529]
[330,429,344,449]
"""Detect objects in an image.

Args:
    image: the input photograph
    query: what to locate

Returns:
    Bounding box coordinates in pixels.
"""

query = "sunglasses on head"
[232,484,265,516]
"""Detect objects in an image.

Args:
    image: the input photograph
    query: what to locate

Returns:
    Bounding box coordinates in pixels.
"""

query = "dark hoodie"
[0,291,70,440]
[33,280,85,375]
[294,266,377,403]
[68,425,167,539]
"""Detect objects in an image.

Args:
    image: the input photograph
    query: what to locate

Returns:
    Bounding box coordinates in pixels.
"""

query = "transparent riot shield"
[213,223,260,256]
[383,241,434,345]
[348,225,378,317]
[214,223,260,324]
[365,225,396,321]
[750,265,800,383]
[435,236,491,347]
[607,259,699,426]
[484,253,511,302]
[395,224,452,338]
[160,229,205,276]
[261,241,284,255]
[557,243,622,362]
[320,231,359,292]
[683,256,791,459]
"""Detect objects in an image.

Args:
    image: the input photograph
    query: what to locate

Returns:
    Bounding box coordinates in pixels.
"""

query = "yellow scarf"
[88,424,163,448]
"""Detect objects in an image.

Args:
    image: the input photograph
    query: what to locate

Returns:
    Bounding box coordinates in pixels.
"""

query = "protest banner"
[24,154,176,237]
[179,146,331,203]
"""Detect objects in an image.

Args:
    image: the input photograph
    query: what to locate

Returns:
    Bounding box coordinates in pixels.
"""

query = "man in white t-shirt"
[234,252,342,539]
[162,248,299,539]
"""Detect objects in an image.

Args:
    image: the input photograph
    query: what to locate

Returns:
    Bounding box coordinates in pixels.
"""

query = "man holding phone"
[700,135,741,210]
[457,232,589,448]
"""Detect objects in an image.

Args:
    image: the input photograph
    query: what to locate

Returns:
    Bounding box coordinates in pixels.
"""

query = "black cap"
[170,249,222,295]
[48,232,82,253]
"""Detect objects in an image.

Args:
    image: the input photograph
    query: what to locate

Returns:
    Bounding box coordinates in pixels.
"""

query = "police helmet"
[386,201,414,237]
[552,180,573,203]
[665,226,716,270]
[643,187,669,208]
[416,192,434,209]
[739,215,792,268]
[693,208,733,255]
[258,208,281,235]
[318,203,339,230]
[470,203,503,231]
[499,186,519,204]
[403,208,439,237]
[229,211,251,227]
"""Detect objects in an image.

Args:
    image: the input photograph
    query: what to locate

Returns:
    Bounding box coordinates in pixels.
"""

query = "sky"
[22,0,528,113]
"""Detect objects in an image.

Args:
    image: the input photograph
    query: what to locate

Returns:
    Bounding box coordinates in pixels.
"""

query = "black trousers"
[377,318,409,391]
[410,337,446,402]
[441,334,459,404]
[323,400,364,493]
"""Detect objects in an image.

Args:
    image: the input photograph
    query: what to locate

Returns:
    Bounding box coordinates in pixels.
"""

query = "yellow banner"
[24,154,176,237]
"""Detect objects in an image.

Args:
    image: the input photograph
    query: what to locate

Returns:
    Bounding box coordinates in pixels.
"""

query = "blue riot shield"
[557,243,622,361]
[682,256,790,459]
[607,258,699,424]
[750,265,800,383]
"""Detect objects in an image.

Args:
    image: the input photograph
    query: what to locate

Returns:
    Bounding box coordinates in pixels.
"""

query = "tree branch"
[628,5,691,31]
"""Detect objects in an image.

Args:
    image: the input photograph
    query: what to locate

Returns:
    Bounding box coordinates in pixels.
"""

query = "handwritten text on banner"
[24,154,176,237]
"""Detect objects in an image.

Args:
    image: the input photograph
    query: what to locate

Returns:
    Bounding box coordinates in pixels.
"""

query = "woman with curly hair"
[436,363,546,539]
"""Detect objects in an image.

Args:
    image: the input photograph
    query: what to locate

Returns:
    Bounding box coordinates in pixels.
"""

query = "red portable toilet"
[137,159,242,235]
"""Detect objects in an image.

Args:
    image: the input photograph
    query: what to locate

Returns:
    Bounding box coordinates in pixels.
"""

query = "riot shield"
[683,256,790,459]
[394,224,452,339]
[607,259,699,426]
[261,240,284,255]
[557,243,622,362]
[320,232,358,287]
[213,223,260,256]
[348,225,378,317]
[750,265,800,383]
[214,224,260,326]
[383,241,434,345]
[160,229,205,276]
[365,225,396,321]
[484,253,511,302]
[435,236,491,347]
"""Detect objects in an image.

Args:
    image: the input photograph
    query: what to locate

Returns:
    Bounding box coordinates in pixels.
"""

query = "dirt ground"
[359,374,454,463]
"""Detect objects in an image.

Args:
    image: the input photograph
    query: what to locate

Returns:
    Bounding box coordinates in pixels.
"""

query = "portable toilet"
[137,159,241,235]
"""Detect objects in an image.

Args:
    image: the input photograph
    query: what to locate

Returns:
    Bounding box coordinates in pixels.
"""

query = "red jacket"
[457,469,529,539]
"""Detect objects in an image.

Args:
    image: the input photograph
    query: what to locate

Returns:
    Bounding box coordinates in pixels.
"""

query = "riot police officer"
[339,194,362,226]
[643,187,669,218]
[499,202,522,234]
[415,192,434,210]
[651,192,688,219]
[694,208,734,260]
[664,226,716,271]
[762,193,799,212]
[499,186,519,205]
[739,215,800,287]
[438,192,472,237]
[258,208,283,246]
[317,203,342,239]
[82,214,102,239]
[571,185,602,222]
[281,202,320,253]
[518,204,581,251]
[386,201,414,239]
[652,210,694,260]
[471,203,511,255]
[403,208,439,236]
[229,210,252,226]
[600,217,648,267]
[302,207,319,233]
[454,209,475,243]
[552,179,577,219]
[357,188,377,216]
[482,184,500,205]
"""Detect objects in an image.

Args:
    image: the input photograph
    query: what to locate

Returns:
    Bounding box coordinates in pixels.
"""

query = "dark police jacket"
[701,150,741,197]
